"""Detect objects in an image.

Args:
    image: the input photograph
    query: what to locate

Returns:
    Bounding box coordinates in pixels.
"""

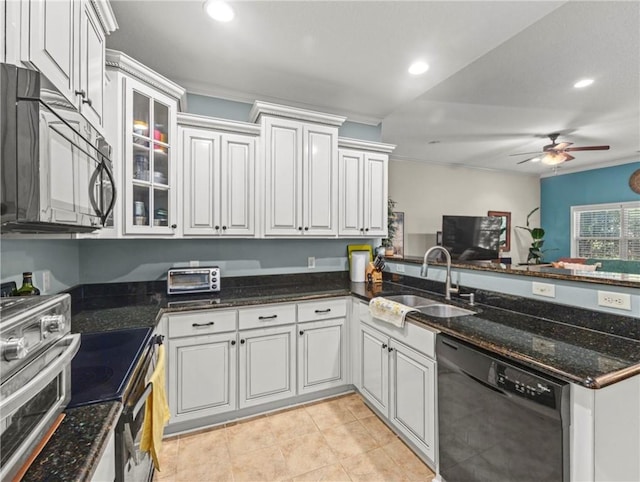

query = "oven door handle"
[0,334,80,415]
[131,383,153,420]
[123,382,153,466]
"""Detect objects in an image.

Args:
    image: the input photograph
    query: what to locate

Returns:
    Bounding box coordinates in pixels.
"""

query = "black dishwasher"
[436,335,570,482]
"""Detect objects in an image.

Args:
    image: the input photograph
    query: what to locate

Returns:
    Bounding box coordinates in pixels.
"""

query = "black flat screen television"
[441,215,501,261]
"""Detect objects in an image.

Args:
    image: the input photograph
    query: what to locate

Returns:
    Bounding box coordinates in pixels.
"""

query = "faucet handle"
[460,293,475,306]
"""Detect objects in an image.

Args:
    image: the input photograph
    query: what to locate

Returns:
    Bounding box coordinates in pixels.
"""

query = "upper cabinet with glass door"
[104,50,185,237]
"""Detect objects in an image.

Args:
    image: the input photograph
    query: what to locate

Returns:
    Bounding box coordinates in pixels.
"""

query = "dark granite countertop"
[395,255,640,288]
[22,402,121,482]
[28,270,639,481]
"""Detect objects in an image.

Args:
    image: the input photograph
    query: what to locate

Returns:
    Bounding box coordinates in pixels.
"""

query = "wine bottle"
[13,272,41,296]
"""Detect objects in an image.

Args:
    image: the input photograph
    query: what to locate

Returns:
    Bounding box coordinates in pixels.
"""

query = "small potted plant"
[382,198,397,256]
[516,207,550,264]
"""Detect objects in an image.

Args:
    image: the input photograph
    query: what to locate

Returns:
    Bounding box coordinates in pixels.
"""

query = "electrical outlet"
[308,257,316,269]
[42,271,51,293]
[396,264,405,273]
[189,260,200,268]
[532,281,555,298]
[597,290,631,310]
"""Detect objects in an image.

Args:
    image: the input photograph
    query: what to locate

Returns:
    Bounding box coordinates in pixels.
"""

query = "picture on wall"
[487,210,511,252]
[391,211,404,258]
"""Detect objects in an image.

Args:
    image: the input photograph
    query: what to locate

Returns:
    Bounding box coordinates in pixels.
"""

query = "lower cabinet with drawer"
[167,309,238,424]
[358,302,437,466]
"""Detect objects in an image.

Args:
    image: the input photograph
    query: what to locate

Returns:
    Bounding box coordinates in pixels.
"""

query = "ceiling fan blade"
[553,142,573,150]
[517,156,539,165]
[510,151,542,156]
[563,145,610,152]
[563,153,575,161]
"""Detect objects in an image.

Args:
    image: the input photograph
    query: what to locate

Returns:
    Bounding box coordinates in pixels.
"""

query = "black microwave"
[0,63,116,233]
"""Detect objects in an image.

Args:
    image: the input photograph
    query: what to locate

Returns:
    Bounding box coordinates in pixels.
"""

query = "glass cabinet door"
[125,80,175,234]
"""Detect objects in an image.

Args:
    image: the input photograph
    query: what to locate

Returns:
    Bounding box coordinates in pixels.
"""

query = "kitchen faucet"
[420,246,459,300]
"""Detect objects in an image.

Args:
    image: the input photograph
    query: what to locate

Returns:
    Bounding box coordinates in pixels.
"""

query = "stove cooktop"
[68,327,153,408]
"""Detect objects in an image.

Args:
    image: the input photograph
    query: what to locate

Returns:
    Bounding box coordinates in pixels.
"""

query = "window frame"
[570,201,640,260]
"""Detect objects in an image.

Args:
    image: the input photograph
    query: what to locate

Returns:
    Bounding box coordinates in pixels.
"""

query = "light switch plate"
[189,260,200,267]
[396,264,405,273]
[532,281,555,298]
[308,257,315,269]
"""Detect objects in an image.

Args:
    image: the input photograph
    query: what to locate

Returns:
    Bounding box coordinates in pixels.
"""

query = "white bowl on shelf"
[153,171,167,184]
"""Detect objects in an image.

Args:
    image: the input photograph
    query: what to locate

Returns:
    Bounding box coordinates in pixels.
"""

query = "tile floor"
[154,392,436,482]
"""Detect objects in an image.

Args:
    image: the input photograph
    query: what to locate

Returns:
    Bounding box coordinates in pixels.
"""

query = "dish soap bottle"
[13,272,41,296]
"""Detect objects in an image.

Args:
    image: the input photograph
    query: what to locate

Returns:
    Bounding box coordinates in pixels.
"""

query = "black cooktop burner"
[68,327,153,408]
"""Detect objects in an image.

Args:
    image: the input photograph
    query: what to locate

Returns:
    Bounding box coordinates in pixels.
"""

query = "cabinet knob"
[240,339,245,344]
[388,346,394,352]
[360,228,364,232]
[215,225,220,230]
[75,89,86,98]
[171,224,177,229]
[299,330,305,336]
[365,228,369,232]
[222,226,227,230]
[304,227,309,231]
[382,343,387,349]
[298,226,303,231]
[231,340,236,346]
[82,98,93,107]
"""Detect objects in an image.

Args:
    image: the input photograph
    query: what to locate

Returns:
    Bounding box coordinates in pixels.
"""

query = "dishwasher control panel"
[496,364,557,408]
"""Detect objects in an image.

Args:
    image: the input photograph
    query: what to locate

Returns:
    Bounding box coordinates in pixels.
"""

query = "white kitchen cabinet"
[179,114,259,237]
[297,317,346,395]
[251,101,346,237]
[359,322,389,415]
[21,0,116,132]
[389,340,436,463]
[238,324,297,408]
[338,138,395,237]
[104,50,185,237]
[167,310,238,424]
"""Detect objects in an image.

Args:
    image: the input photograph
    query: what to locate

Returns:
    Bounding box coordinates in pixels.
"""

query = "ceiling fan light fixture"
[541,152,567,165]
[574,78,594,89]
[204,0,235,22]
[408,60,429,75]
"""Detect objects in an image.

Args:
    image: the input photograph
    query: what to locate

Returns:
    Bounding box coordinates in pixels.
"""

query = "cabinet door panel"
[169,333,237,422]
[28,0,76,103]
[338,150,364,236]
[390,340,435,462]
[182,128,221,235]
[363,153,388,236]
[239,325,296,408]
[221,134,254,235]
[360,323,388,415]
[298,318,345,394]
[304,125,337,235]
[264,118,302,235]
[79,1,105,129]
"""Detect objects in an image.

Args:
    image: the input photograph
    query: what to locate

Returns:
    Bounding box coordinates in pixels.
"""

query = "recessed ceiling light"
[408,61,429,76]
[204,0,234,22]
[574,78,594,89]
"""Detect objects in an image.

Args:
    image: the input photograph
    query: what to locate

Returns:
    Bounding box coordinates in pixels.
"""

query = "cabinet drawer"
[168,310,237,338]
[238,303,296,330]
[298,298,347,323]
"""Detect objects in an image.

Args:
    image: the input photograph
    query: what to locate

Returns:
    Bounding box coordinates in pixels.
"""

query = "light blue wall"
[540,162,640,258]
[185,93,382,141]
[0,239,81,294]
[78,238,366,284]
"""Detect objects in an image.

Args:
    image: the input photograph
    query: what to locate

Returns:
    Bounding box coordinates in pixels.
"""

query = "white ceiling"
[107,1,640,175]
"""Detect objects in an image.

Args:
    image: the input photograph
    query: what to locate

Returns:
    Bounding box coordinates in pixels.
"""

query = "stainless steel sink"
[417,304,475,318]
[384,295,438,307]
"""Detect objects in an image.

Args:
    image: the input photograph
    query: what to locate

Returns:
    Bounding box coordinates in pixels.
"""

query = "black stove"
[68,327,153,408]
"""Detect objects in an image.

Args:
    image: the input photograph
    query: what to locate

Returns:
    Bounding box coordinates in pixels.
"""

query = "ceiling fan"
[512,133,610,166]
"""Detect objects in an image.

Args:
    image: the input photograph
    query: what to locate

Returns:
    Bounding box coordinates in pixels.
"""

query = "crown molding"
[249,101,346,127]
[105,49,186,101]
[177,113,261,136]
[90,0,118,34]
[338,137,396,154]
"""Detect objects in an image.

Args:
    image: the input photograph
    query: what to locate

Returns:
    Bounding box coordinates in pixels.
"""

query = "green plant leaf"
[531,227,545,239]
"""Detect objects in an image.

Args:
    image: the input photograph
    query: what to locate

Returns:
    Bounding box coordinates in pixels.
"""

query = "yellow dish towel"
[369,297,417,328]
[140,344,170,471]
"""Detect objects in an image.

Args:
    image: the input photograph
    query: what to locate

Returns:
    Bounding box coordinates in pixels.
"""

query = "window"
[571,201,640,260]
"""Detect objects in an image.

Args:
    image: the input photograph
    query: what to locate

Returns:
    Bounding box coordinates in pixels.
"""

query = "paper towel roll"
[350,252,368,282]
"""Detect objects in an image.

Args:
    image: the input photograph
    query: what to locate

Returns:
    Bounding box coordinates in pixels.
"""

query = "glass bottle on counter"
[13,272,41,296]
